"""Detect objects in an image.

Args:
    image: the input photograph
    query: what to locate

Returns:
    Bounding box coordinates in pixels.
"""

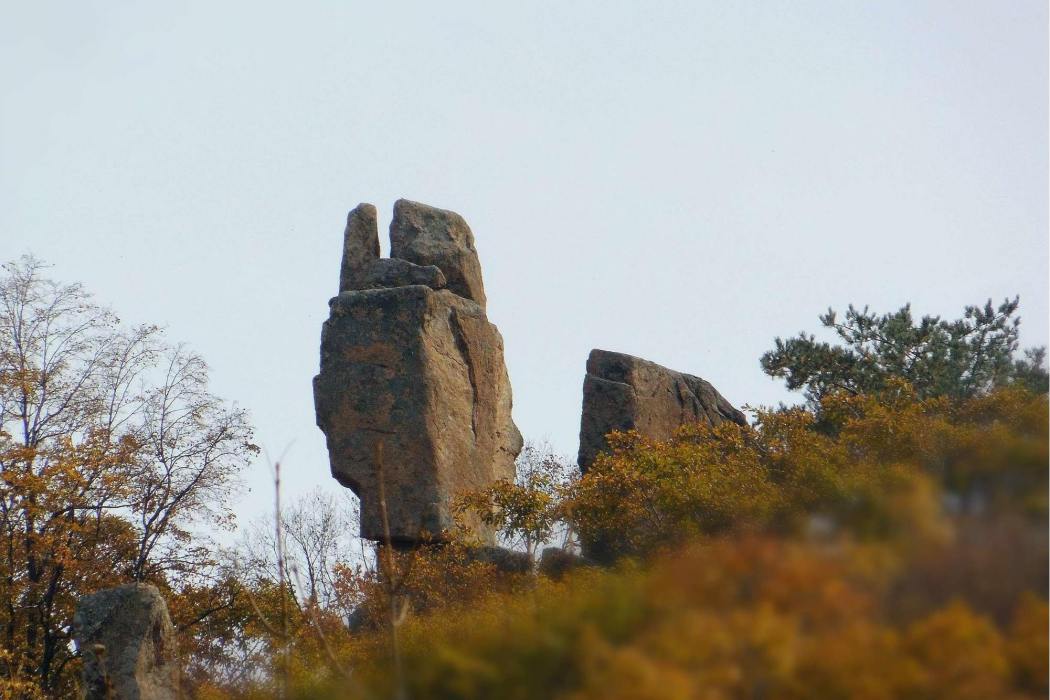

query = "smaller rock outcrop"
[74,583,179,700]
[577,349,747,471]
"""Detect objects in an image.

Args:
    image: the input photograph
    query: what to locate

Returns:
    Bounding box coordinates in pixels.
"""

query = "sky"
[2,1,1047,529]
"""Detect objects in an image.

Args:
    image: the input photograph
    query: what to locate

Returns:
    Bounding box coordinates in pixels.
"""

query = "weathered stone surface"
[577,349,747,472]
[339,203,380,292]
[363,257,446,290]
[389,199,487,308]
[74,583,179,700]
[315,201,520,545]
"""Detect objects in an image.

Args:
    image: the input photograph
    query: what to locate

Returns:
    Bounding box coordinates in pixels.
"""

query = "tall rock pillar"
[314,200,522,545]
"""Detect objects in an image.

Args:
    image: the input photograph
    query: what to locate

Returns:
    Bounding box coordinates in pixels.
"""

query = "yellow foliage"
[902,600,1011,699]
[568,386,1046,562]
[1007,593,1049,695]
[277,387,1045,700]
[7,379,1036,698]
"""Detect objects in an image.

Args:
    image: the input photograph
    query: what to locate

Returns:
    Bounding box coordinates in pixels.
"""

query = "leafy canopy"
[761,298,1048,408]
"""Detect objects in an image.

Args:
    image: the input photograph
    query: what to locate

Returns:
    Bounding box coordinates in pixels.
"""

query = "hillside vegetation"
[209,385,1047,700]
[1,257,1046,699]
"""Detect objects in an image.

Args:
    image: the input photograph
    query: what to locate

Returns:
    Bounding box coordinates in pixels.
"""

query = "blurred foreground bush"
[202,385,1046,699]
[282,534,1046,700]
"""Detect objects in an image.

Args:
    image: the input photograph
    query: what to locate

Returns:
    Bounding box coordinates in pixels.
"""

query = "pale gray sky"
[2,1,1047,524]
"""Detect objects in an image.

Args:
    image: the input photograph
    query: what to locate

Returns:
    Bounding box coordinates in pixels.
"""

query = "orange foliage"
[288,386,1047,699]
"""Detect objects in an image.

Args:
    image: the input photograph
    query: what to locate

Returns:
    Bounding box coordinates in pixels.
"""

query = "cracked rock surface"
[314,201,521,544]
[577,349,747,472]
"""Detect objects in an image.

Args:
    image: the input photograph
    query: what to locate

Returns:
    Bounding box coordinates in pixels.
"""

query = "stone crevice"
[449,308,480,442]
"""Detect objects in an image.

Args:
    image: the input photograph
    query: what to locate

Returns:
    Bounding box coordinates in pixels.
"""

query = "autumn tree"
[246,488,362,612]
[455,440,577,563]
[761,298,1048,409]
[0,256,255,696]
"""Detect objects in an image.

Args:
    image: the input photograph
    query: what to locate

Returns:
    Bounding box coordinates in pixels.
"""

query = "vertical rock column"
[314,200,522,545]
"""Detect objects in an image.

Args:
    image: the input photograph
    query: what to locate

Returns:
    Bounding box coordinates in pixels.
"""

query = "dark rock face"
[577,349,747,472]
[73,583,179,700]
[315,201,521,545]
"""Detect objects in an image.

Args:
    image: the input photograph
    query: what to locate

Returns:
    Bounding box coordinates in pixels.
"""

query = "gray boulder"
[577,349,747,472]
[73,583,179,700]
[389,199,487,308]
[315,201,521,545]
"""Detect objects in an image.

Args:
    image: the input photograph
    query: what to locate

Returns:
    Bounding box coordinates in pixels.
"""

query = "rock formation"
[73,583,179,700]
[314,199,522,545]
[577,349,747,471]
[389,198,486,306]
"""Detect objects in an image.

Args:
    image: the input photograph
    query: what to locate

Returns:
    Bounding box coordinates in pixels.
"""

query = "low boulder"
[73,583,179,700]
